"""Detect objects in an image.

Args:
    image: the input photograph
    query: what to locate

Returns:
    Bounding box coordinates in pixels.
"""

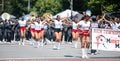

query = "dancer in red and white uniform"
[40,17,46,46]
[18,16,27,45]
[30,19,35,45]
[72,17,79,48]
[79,15,91,58]
[34,18,42,48]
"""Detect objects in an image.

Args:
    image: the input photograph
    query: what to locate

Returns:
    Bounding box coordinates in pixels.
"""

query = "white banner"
[92,28,120,51]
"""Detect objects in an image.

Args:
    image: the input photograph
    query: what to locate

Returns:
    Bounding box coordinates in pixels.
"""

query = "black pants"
[6,31,12,42]
[0,29,3,41]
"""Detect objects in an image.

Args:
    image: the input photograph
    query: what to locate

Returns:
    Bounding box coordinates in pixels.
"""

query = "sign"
[92,28,120,51]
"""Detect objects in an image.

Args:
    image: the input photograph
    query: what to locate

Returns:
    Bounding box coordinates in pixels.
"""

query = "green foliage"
[0,0,120,17]
[31,0,63,16]
[87,0,120,15]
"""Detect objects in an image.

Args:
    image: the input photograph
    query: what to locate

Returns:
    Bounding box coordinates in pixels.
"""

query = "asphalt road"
[0,40,120,61]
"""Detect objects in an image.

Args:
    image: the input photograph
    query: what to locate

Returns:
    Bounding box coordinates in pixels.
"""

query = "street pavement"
[0,40,120,61]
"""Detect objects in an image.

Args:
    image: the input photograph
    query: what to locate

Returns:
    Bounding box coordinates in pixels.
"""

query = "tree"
[87,0,120,15]
[31,0,63,16]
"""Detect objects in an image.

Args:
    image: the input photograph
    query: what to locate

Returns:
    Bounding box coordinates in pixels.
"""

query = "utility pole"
[28,0,30,13]
[70,0,73,20]
[2,0,4,12]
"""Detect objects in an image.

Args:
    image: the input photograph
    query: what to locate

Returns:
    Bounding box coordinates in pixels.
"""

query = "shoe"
[22,42,24,46]
[53,45,57,50]
[19,42,21,45]
[36,45,39,48]
[84,55,89,58]
[82,55,85,58]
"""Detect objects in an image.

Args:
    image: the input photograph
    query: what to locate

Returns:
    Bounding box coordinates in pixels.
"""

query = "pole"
[70,0,73,20]
[2,0,4,12]
[28,0,30,13]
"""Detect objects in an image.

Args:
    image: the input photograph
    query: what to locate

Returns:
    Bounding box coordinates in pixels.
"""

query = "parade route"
[0,41,120,61]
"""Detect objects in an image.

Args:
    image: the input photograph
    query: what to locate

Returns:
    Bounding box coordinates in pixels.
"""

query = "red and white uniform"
[34,22,42,33]
[72,22,79,33]
[18,20,26,31]
[30,23,35,32]
[79,20,90,36]
[41,21,46,31]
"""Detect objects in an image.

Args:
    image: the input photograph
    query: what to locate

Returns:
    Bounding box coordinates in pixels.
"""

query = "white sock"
[57,42,60,49]
[36,42,40,48]
[82,48,85,56]
[84,48,89,58]
[46,38,51,43]
[40,39,44,46]
[74,41,78,48]
[22,38,25,45]
[53,42,57,48]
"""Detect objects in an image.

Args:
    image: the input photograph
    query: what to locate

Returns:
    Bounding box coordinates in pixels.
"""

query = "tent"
[53,9,83,20]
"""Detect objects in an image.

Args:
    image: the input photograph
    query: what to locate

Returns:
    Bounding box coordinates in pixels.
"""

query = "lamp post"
[70,0,73,20]
[2,0,4,12]
[28,0,30,13]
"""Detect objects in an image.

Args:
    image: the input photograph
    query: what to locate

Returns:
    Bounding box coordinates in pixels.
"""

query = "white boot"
[74,41,78,48]
[82,48,85,58]
[84,48,89,58]
[22,38,25,46]
[36,42,40,48]
[19,41,21,45]
[19,38,22,45]
[40,39,44,47]
[57,42,61,50]
[46,38,51,44]
[53,42,58,49]
[31,38,35,46]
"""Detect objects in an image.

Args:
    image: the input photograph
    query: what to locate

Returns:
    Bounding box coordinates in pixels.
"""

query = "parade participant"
[4,20,8,42]
[40,17,46,46]
[79,15,91,58]
[7,20,13,43]
[111,17,120,31]
[14,19,20,41]
[71,17,79,48]
[0,20,4,42]
[18,16,27,45]
[34,17,42,48]
[30,19,35,45]
[26,19,31,40]
[98,14,111,29]
[90,15,99,55]
[52,15,63,50]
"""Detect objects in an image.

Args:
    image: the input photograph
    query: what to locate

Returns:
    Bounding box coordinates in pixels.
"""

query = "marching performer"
[30,19,35,45]
[34,18,42,48]
[79,15,91,58]
[71,17,79,48]
[40,17,45,46]
[52,15,63,50]
[90,16,99,55]
[63,17,79,48]
[18,16,27,45]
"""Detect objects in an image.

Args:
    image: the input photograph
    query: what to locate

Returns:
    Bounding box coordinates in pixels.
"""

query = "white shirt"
[72,22,79,30]
[90,21,98,28]
[30,23,35,29]
[54,20,62,29]
[34,22,41,30]
[79,20,90,30]
[18,20,26,27]
[114,22,120,31]
[40,21,46,28]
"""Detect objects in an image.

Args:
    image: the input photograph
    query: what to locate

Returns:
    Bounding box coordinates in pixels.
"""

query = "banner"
[92,28,120,51]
